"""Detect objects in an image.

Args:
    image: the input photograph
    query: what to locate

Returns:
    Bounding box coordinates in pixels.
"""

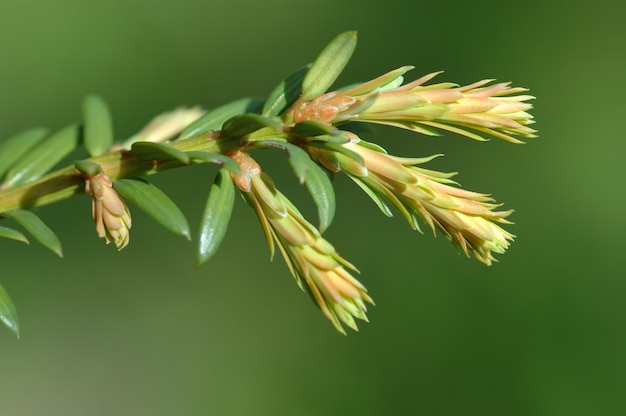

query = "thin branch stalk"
[0,134,228,213]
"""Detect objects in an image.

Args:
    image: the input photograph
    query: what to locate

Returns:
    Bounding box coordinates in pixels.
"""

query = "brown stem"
[0,134,229,213]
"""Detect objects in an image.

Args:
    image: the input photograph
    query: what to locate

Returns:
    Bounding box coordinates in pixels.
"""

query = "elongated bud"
[229,150,373,334]
[308,138,514,265]
[291,68,536,143]
[84,173,132,250]
[120,107,205,149]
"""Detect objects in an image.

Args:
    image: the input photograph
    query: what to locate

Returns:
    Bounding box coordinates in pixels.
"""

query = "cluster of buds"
[287,67,535,265]
[84,173,132,250]
[228,150,373,333]
[76,58,533,331]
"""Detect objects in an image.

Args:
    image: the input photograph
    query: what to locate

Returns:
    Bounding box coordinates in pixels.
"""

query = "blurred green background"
[1,0,624,415]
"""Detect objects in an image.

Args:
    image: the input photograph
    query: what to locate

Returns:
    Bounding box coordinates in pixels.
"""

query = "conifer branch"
[0,31,536,337]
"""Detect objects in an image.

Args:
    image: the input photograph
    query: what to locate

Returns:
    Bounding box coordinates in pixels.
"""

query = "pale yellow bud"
[85,173,132,250]
[229,151,373,333]
[314,142,514,265]
[120,107,205,149]
[290,69,536,143]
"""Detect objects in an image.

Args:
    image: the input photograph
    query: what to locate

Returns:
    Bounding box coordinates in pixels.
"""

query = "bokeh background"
[1,0,624,415]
